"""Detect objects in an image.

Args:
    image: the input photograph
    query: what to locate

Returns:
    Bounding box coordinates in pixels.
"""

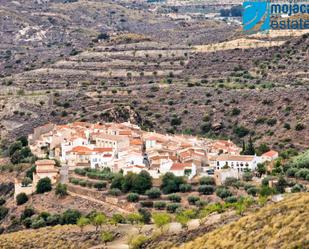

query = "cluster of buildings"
[28,122,278,181]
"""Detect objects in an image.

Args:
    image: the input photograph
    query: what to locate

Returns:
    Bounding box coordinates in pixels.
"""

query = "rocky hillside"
[174,193,309,249]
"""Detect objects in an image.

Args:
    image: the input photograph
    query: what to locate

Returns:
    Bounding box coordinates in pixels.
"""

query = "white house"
[215,154,260,172]
[261,150,279,162]
[170,162,197,179]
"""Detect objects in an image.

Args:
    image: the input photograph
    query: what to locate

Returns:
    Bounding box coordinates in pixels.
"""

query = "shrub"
[55,183,67,197]
[31,218,46,229]
[21,177,32,187]
[291,184,304,193]
[127,193,139,203]
[225,196,238,203]
[101,231,114,244]
[295,169,309,180]
[161,173,185,194]
[199,176,215,185]
[20,207,35,220]
[138,208,151,224]
[70,178,80,185]
[74,168,86,176]
[198,185,215,195]
[0,198,5,206]
[216,187,232,199]
[36,177,52,193]
[286,168,298,177]
[16,193,28,205]
[145,187,161,199]
[61,209,81,225]
[111,213,126,224]
[128,235,149,249]
[224,177,238,187]
[195,200,208,207]
[166,203,181,213]
[242,172,253,181]
[140,201,154,208]
[261,176,272,186]
[94,182,106,190]
[108,188,122,196]
[179,184,192,192]
[22,217,32,228]
[154,201,166,210]
[188,196,200,205]
[0,206,9,221]
[168,194,181,203]
[295,123,305,131]
[46,214,61,226]
[247,187,259,196]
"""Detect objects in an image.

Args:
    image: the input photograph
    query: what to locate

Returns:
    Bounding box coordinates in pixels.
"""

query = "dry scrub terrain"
[175,193,309,249]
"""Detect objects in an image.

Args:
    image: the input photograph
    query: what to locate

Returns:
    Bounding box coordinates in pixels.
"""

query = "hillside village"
[25,121,277,188]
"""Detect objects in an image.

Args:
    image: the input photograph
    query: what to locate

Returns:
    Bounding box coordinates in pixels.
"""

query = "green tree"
[126,213,144,233]
[36,177,52,194]
[16,193,28,205]
[61,209,81,225]
[55,183,67,197]
[257,163,266,177]
[161,173,185,194]
[92,213,107,231]
[101,231,114,245]
[152,213,172,232]
[77,216,89,232]
[244,137,255,155]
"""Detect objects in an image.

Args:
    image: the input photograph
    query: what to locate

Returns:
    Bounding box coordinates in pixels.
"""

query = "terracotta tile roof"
[119,130,132,136]
[35,160,56,166]
[171,163,192,171]
[130,139,143,145]
[262,150,278,157]
[68,146,93,154]
[216,154,255,162]
[93,148,113,153]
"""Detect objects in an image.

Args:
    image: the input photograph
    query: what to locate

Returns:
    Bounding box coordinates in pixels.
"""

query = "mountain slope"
[175,193,309,249]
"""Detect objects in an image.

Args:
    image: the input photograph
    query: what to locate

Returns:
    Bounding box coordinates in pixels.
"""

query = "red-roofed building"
[262,150,279,162]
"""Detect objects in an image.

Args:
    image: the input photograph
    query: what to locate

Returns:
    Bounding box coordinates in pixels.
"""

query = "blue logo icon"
[243,1,270,32]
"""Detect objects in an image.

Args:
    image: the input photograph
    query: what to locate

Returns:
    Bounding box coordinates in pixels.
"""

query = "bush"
[154,201,167,210]
[199,176,215,185]
[242,172,253,181]
[127,193,139,203]
[20,207,35,220]
[46,214,61,226]
[61,209,81,225]
[101,231,114,244]
[21,177,32,187]
[224,177,238,186]
[16,192,28,205]
[94,182,106,190]
[195,200,208,208]
[70,178,80,185]
[0,206,9,221]
[179,184,192,192]
[166,203,181,213]
[261,176,272,186]
[168,194,181,203]
[198,185,215,195]
[108,188,122,196]
[225,196,238,203]
[55,183,67,197]
[291,184,304,193]
[22,217,32,228]
[0,198,5,206]
[36,177,52,193]
[74,168,86,176]
[138,208,151,224]
[187,196,200,205]
[246,187,259,196]
[140,201,154,208]
[128,235,149,249]
[286,168,298,177]
[145,187,161,199]
[295,169,309,180]
[216,187,232,199]
[31,218,46,229]
[161,173,185,194]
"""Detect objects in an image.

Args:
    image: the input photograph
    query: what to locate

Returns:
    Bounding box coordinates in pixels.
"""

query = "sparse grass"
[175,193,309,249]
[0,225,99,249]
